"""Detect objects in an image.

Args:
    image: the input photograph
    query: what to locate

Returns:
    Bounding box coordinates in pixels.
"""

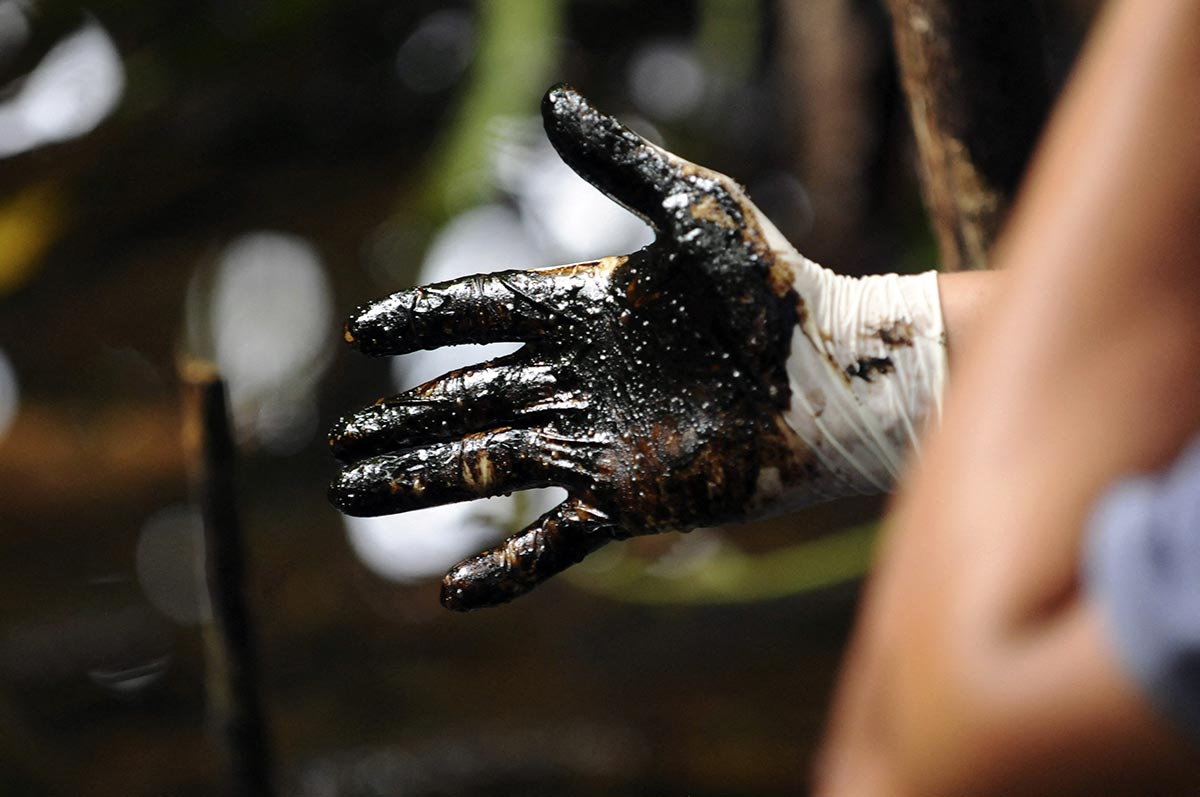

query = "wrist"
[935,270,1001,366]
[779,257,948,498]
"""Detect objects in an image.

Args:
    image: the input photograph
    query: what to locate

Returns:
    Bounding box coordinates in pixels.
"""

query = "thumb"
[542,84,752,245]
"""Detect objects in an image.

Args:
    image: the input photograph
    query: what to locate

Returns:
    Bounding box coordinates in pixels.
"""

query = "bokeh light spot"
[345,488,566,583]
[0,347,19,442]
[0,19,125,158]
[135,505,211,626]
[0,1,30,61]
[627,40,705,122]
[395,9,476,94]
[202,231,334,450]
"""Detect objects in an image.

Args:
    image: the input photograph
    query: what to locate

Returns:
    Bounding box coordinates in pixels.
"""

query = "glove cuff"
[778,259,948,500]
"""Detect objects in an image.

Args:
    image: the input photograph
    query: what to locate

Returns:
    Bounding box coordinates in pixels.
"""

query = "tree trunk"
[779,0,886,270]
[885,0,1051,270]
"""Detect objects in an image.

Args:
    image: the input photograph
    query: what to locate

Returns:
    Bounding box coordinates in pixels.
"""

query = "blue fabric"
[1085,435,1200,746]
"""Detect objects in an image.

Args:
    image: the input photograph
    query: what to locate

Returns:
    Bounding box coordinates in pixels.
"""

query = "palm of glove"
[329,85,807,610]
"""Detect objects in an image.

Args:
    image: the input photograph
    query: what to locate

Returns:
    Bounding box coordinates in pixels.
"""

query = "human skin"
[816,0,1200,793]
[934,270,994,366]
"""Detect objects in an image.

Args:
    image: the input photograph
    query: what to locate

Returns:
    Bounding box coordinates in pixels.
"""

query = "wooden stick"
[181,360,276,797]
[885,0,1051,270]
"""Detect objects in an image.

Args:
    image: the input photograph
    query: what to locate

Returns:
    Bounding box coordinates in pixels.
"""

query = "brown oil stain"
[689,194,738,230]
[875,320,914,348]
[845,357,894,382]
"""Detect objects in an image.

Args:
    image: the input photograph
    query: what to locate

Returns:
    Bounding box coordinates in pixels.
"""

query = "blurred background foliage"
[0,0,1095,793]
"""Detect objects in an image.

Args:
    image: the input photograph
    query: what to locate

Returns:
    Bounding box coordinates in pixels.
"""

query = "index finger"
[344,259,616,356]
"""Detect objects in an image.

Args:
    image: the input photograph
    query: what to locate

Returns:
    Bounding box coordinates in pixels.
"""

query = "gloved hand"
[328,85,947,611]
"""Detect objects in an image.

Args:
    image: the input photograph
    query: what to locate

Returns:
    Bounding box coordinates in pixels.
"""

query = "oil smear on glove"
[752,211,947,504]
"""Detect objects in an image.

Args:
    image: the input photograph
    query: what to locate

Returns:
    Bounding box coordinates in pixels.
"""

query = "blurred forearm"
[936,270,999,366]
[820,0,1200,793]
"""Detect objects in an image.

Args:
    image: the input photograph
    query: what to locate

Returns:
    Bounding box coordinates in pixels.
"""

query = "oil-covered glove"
[328,85,947,611]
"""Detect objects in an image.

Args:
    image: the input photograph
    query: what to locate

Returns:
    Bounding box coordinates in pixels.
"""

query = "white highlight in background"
[0,18,125,158]
[0,348,18,442]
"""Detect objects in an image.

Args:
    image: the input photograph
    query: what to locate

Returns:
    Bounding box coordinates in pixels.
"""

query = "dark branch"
[885,0,1051,270]
[181,361,277,797]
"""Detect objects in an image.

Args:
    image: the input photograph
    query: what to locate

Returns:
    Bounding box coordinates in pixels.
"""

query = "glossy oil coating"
[329,85,817,611]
